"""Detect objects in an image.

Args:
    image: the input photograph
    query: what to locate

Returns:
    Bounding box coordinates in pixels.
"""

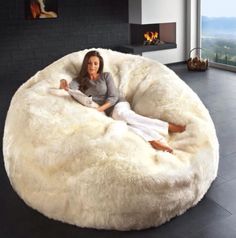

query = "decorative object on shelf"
[187,47,208,71]
[25,0,58,20]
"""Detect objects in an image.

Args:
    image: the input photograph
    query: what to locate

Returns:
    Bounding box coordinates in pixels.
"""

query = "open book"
[68,89,99,108]
[48,88,99,108]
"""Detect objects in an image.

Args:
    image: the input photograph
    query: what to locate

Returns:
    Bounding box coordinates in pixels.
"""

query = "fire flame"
[144,32,159,45]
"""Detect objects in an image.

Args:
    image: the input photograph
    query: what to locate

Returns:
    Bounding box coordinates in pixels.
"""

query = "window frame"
[198,0,236,72]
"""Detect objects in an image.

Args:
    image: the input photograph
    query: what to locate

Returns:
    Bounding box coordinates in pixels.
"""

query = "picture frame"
[25,0,58,20]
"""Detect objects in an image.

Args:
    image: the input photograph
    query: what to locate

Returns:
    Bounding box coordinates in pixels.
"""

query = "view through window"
[201,0,236,67]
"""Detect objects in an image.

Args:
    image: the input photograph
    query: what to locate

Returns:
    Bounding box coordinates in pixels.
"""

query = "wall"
[143,0,186,64]
[128,0,141,24]
[186,0,200,59]
[129,0,179,25]
[142,0,178,24]
[0,0,129,82]
[129,0,187,64]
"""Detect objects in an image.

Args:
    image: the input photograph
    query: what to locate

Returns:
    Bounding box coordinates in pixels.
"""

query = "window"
[201,0,236,69]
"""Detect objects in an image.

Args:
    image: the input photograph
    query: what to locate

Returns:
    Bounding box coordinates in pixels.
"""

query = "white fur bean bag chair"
[3,48,219,230]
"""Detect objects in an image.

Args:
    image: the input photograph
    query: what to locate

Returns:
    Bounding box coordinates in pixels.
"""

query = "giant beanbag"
[3,48,219,230]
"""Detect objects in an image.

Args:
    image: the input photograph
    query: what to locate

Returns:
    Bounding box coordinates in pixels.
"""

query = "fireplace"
[120,22,177,55]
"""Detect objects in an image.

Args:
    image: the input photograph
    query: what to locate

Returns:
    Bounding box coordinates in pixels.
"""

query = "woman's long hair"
[77,50,104,92]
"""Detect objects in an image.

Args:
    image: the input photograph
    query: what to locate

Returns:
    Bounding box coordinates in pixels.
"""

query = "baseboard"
[209,62,236,73]
[165,61,186,66]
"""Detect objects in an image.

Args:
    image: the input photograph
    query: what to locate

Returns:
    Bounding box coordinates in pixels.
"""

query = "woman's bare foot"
[168,123,186,133]
[59,79,69,91]
[149,140,173,153]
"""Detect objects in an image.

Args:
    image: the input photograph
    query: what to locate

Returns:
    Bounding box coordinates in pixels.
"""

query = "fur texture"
[3,49,219,230]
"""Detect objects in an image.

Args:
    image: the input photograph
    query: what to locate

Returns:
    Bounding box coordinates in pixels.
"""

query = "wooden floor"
[1,64,236,238]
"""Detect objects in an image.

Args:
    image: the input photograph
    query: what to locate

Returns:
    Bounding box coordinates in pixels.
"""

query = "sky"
[202,0,236,17]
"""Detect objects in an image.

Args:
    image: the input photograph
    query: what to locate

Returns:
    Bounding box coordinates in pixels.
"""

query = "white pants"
[112,102,169,143]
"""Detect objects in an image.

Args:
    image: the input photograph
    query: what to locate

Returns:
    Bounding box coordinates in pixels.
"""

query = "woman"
[60,50,185,153]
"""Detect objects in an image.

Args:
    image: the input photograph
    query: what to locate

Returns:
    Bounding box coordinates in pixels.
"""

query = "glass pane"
[201,0,236,66]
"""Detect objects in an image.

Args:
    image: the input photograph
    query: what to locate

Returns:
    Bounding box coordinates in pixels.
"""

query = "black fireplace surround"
[120,22,177,55]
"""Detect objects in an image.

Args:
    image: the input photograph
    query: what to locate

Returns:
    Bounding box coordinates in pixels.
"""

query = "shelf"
[119,42,177,55]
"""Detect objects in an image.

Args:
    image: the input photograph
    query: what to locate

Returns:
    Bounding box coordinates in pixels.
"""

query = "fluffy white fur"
[3,49,219,230]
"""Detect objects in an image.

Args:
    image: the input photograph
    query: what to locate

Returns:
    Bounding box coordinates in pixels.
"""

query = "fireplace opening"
[120,22,177,55]
[143,32,161,45]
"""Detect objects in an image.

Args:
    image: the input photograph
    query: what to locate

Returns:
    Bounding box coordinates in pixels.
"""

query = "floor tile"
[207,178,236,214]
[190,214,236,238]
[218,154,236,181]
[218,133,236,157]
[210,175,227,188]
[147,197,231,237]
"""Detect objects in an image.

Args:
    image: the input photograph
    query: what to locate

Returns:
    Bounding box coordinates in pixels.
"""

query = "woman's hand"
[97,107,104,112]
[59,79,69,91]
[97,102,111,112]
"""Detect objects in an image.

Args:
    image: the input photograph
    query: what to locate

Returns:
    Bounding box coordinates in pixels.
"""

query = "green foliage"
[201,38,236,66]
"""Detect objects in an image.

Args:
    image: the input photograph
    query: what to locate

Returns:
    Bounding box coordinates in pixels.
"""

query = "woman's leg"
[126,111,185,134]
[168,123,186,133]
[128,124,173,153]
[112,102,174,153]
[149,140,173,153]
[112,102,169,136]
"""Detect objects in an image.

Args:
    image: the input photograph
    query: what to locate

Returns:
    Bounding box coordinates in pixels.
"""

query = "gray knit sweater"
[69,72,120,114]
